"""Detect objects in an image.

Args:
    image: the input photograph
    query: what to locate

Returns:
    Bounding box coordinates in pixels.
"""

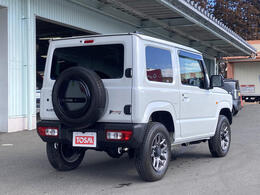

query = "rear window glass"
[224,81,240,90]
[51,44,124,79]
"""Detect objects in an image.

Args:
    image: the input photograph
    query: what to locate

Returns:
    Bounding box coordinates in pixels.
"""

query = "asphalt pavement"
[0,104,260,195]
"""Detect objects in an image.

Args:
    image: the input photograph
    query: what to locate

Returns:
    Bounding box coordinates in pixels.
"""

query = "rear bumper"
[37,121,147,150]
[242,95,260,102]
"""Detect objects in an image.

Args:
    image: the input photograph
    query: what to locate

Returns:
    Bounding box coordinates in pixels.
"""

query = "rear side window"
[145,46,173,83]
[179,55,205,88]
[51,44,124,79]
[235,81,240,90]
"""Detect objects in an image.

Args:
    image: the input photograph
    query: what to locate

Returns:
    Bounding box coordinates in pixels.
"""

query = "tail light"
[106,130,132,141]
[37,127,59,137]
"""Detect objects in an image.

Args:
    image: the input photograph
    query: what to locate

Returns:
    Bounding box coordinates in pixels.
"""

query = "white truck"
[37,33,233,181]
[233,62,260,103]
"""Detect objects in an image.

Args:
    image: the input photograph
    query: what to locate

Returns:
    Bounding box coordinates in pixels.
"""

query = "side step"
[181,139,208,147]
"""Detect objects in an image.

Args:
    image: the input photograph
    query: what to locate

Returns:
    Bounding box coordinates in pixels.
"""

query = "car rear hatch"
[41,35,133,123]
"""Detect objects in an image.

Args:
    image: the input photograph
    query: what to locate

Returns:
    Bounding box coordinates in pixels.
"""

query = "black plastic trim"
[124,105,131,115]
[125,68,132,78]
[37,121,147,150]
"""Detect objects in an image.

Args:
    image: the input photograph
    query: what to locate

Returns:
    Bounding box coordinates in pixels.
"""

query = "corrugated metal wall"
[0,6,8,131]
[0,0,138,129]
[0,0,26,118]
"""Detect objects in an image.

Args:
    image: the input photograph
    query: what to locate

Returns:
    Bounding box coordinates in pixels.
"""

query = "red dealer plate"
[72,132,97,147]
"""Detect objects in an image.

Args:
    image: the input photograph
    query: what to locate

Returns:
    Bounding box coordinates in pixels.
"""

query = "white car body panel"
[41,35,133,123]
[40,33,232,145]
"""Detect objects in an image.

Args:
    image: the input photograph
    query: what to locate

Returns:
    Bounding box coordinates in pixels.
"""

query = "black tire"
[232,107,238,116]
[128,149,135,159]
[208,115,231,157]
[135,122,171,182]
[233,110,238,116]
[52,67,106,128]
[46,142,85,171]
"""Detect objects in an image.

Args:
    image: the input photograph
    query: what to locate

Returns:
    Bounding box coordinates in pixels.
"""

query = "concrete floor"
[0,105,260,195]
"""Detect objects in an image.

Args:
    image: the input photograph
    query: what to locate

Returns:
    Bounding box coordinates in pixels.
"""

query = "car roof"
[224,79,239,83]
[136,34,201,54]
[51,33,201,56]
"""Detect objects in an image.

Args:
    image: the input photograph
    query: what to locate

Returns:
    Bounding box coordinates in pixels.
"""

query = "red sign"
[75,136,95,145]
[147,69,163,82]
[240,85,255,94]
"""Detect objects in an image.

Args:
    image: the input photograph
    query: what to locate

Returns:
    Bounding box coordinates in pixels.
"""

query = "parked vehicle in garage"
[37,33,233,181]
[222,79,242,116]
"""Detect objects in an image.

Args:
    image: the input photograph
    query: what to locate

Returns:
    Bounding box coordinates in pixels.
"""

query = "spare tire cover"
[52,67,106,128]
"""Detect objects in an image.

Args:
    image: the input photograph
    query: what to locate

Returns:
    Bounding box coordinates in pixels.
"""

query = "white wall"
[0,7,8,131]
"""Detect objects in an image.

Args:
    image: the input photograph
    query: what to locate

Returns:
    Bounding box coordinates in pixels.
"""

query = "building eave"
[70,0,257,57]
[162,0,257,56]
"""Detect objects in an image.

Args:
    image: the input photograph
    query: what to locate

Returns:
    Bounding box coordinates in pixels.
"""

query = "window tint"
[179,55,205,88]
[51,44,124,79]
[146,46,173,83]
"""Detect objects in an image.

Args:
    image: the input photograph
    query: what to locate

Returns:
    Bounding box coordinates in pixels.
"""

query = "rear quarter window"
[145,46,173,83]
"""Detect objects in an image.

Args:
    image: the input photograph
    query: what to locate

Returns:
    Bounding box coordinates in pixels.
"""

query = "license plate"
[72,132,97,147]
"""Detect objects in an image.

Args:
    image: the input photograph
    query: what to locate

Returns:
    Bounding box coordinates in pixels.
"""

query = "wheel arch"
[150,111,175,135]
[219,108,232,124]
[143,101,177,142]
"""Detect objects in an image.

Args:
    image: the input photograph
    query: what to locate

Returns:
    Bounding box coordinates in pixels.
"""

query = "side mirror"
[210,75,224,88]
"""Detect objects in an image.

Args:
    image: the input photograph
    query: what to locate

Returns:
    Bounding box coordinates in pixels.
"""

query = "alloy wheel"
[151,133,169,172]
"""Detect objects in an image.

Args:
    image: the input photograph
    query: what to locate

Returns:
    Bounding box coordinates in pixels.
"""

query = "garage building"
[0,0,256,132]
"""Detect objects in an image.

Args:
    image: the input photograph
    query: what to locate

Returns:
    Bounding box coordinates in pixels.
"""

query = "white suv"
[37,33,233,181]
